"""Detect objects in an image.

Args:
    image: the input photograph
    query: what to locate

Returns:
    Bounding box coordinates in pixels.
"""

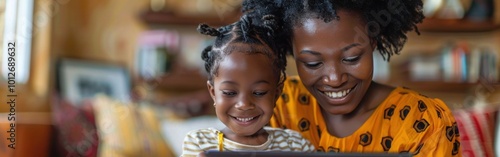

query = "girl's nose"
[235,96,255,111]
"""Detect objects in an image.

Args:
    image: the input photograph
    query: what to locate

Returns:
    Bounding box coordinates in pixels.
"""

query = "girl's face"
[207,51,280,137]
[292,10,375,115]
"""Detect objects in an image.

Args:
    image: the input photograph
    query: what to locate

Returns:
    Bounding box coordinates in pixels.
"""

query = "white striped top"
[181,126,315,157]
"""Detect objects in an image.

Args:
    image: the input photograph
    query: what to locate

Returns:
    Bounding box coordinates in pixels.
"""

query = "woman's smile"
[320,84,357,99]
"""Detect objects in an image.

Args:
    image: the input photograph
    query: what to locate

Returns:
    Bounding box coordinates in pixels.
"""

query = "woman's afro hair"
[242,0,425,61]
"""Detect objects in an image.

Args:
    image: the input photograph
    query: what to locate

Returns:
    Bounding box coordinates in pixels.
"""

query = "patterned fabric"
[270,76,461,156]
[92,95,175,157]
[52,97,98,157]
[181,126,315,157]
[453,107,498,157]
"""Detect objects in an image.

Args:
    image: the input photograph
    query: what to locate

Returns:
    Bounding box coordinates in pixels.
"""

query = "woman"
[241,0,461,156]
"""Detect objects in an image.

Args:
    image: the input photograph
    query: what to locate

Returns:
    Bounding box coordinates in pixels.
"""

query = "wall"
[52,0,148,72]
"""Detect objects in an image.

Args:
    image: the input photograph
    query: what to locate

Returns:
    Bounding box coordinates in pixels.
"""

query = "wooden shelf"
[395,81,476,92]
[385,79,500,92]
[418,18,500,32]
[140,10,241,26]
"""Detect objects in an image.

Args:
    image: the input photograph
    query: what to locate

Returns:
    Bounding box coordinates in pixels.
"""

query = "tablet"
[204,150,412,157]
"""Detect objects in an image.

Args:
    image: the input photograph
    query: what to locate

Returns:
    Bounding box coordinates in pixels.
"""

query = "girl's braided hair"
[198,10,288,86]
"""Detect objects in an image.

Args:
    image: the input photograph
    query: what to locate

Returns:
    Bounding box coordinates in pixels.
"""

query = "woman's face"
[292,10,375,115]
[207,51,279,136]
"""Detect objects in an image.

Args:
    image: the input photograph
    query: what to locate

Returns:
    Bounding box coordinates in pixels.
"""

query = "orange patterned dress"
[270,76,462,156]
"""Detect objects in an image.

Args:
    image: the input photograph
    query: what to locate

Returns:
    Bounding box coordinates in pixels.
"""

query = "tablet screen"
[204,150,412,157]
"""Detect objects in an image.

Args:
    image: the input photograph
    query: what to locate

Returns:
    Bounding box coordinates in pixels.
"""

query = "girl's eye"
[253,91,268,96]
[304,62,322,68]
[343,56,360,63]
[222,91,236,96]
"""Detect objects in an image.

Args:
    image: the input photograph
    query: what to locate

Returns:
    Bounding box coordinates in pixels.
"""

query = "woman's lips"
[319,85,357,100]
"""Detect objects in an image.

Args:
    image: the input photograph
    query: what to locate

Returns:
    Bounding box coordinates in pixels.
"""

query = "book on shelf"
[135,30,180,79]
[406,42,498,84]
[409,54,441,81]
[480,48,499,83]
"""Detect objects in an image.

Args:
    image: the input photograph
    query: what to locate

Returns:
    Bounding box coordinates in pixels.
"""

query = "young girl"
[180,14,314,157]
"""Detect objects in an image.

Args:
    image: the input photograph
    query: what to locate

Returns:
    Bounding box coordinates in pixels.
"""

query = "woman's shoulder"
[282,76,310,96]
[385,86,456,123]
[390,87,449,109]
[283,76,303,88]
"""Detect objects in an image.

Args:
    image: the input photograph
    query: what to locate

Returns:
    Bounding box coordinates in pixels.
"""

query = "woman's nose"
[321,65,347,87]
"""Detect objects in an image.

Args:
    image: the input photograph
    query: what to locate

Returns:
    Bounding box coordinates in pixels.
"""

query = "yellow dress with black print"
[270,76,462,156]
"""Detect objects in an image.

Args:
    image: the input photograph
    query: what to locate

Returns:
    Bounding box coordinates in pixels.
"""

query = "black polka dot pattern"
[446,126,454,142]
[418,100,427,112]
[413,144,424,155]
[298,118,310,132]
[436,109,442,119]
[359,132,372,146]
[298,94,310,105]
[384,105,396,120]
[400,106,411,120]
[413,119,429,133]
[381,136,393,151]
[317,125,322,138]
[446,122,460,143]
[453,122,459,137]
[328,146,340,152]
[317,146,325,152]
[452,141,460,155]
[281,93,289,103]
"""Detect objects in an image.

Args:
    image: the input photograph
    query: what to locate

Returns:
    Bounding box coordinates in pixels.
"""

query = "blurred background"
[0,0,499,156]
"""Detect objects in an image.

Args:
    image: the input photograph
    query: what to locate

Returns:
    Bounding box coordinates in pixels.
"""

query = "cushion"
[52,97,98,157]
[92,95,174,157]
[453,106,499,157]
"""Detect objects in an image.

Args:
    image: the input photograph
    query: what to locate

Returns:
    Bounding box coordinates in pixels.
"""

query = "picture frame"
[57,58,131,106]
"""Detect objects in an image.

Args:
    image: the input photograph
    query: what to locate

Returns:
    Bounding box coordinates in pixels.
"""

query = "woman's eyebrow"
[341,43,361,52]
[300,43,361,55]
[299,50,321,55]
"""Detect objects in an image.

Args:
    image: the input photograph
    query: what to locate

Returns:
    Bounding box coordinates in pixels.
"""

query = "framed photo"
[57,59,131,106]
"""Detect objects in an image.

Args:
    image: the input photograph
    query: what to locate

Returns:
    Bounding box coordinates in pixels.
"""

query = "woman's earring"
[213,103,216,107]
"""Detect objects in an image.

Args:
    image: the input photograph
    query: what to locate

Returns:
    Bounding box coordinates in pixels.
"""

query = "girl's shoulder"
[264,126,304,141]
[264,126,304,138]
[185,128,220,141]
